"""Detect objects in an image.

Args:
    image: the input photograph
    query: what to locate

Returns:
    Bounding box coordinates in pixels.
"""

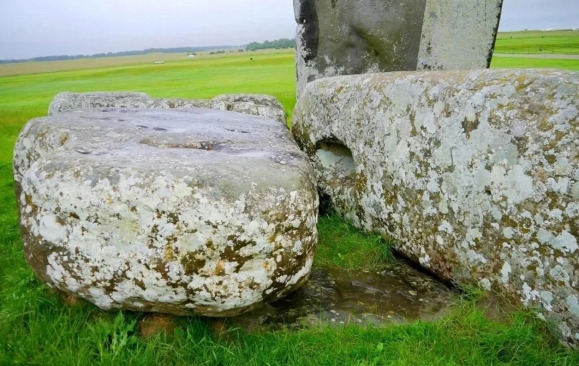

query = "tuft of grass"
[315,214,393,270]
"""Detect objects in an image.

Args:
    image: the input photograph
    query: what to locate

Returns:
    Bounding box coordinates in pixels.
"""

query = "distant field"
[1,29,577,78]
[494,29,579,55]
[497,29,578,39]
[492,30,579,70]
[491,56,579,70]
[0,49,284,77]
[0,48,296,116]
[0,53,185,77]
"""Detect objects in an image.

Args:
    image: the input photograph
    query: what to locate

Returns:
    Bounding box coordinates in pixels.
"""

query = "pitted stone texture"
[48,92,287,124]
[294,0,503,96]
[417,1,503,71]
[14,108,318,316]
[210,94,286,125]
[294,0,427,96]
[293,69,579,347]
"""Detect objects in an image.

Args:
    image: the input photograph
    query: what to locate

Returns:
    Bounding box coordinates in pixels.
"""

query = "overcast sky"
[0,0,577,60]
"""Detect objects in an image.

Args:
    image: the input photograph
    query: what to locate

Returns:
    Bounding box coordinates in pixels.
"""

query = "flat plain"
[494,29,579,55]
[1,31,578,365]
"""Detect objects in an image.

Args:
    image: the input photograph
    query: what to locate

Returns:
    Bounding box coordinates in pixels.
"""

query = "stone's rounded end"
[14,108,318,317]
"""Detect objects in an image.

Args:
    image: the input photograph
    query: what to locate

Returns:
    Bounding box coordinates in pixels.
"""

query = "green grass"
[491,57,579,71]
[2,42,579,364]
[315,215,392,270]
[1,277,577,365]
[494,30,579,54]
[0,49,296,124]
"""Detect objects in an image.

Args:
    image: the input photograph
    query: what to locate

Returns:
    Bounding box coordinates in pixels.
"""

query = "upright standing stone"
[417,1,504,71]
[294,0,504,96]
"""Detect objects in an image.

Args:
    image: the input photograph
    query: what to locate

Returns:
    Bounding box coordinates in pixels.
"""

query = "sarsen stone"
[293,69,579,346]
[14,108,318,316]
[48,91,287,124]
[294,0,504,96]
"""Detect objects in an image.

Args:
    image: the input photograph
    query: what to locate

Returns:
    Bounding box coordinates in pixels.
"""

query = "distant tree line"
[1,39,296,64]
[0,46,235,64]
[245,38,295,51]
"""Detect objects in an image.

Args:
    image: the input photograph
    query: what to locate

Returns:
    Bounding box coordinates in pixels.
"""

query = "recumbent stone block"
[14,108,318,316]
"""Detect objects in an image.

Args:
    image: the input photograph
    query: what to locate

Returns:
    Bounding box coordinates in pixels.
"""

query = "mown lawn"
[1,44,578,364]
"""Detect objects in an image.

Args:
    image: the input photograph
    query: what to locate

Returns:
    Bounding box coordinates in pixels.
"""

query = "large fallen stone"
[293,69,579,346]
[48,91,287,124]
[294,0,504,95]
[14,108,318,316]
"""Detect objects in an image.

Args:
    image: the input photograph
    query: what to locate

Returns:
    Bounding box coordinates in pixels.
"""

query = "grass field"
[1,32,579,364]
[490,56,579,70]
[494,30,579,55]
[491,29,579,70]
[0,49,281,78]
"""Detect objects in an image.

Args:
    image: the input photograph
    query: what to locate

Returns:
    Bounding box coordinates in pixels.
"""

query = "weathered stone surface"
[293,69,579,346]
[294,0,426,96]
[48,91,152,114]
[417,1,504,71]
[14,108,318,316]
[210,94,286,125]
[48,91,287,123]
[294,0,503,96]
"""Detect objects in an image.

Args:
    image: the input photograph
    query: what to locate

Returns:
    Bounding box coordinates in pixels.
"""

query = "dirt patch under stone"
[224,259,459,332]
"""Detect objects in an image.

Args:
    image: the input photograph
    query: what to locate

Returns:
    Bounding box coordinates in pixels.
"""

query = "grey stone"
[417,1,504,71]
[48,92,287,124]
[211,94,286,125]
[14,108,318,316]
[48,91,151,115]
[293,69,579,347]
[294,0,503,96]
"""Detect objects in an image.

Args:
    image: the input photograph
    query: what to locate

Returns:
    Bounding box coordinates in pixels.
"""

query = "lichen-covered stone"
[294,0,426,96]
[48,91,287,123]
[210,94,286,125]
[294,0,503,96]
[14,108,318,316]
[48,91,152,114]
[293,69,579,346]
[417,1,503,71]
